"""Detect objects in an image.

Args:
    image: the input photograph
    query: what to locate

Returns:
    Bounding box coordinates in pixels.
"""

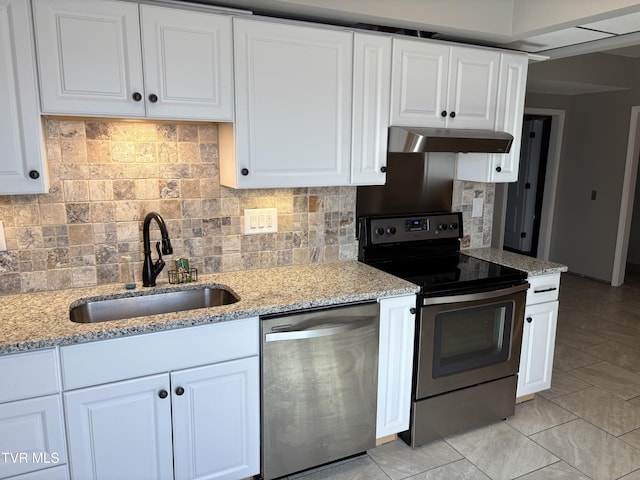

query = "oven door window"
[433,301,514,377]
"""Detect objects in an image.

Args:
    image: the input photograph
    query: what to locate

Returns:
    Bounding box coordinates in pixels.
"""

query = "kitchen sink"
[70,286,239,323]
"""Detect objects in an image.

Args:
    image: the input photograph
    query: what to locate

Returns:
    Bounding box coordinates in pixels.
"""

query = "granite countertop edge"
[1,261,420,355]
[463,247,568,276]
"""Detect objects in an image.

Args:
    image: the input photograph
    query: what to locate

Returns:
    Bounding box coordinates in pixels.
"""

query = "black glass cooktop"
[368,252,527,296]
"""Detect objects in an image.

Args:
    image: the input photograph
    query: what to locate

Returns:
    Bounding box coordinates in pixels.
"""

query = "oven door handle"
[422,282,530,306]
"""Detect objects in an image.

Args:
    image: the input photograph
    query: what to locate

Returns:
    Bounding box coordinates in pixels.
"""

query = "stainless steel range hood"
[388,126,513,154]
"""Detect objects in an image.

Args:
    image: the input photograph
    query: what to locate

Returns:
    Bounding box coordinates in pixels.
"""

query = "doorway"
[503,115,551,257]
[492,108,565,261]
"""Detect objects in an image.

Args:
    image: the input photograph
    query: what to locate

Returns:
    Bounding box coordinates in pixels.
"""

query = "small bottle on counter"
[122,255,136,290]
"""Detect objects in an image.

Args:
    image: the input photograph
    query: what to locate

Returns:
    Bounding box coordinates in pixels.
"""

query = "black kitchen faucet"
[142,212,173,287]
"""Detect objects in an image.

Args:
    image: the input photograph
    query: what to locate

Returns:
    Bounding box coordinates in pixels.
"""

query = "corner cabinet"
[456,52,529,183]
[517,273,560,398]
[376,295,416,439]
[31,0,234,121]
[390,39,500,130]
[220,18,353,188]
[61,319,260,480]
[0,0,48,194]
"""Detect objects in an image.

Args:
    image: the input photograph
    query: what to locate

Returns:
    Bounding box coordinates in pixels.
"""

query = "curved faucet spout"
[142,212,173,287]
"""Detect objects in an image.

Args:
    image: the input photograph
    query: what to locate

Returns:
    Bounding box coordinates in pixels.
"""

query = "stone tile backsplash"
[0,118,492,295]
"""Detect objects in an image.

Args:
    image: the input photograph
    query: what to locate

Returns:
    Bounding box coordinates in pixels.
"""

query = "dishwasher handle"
[265,317,373,343]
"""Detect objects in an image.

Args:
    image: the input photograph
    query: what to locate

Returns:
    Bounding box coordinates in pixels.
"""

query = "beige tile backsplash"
[0,118,493,295]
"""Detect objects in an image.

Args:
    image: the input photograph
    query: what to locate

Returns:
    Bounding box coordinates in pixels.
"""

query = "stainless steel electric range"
[358,211,529,447]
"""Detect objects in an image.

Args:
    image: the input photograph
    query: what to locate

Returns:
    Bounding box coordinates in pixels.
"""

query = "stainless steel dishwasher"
[261,302,379,480]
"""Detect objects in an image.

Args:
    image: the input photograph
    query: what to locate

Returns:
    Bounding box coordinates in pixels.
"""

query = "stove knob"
[375,227,385,236]
[387,227,397,235]
[439,223,448,231]
[450,222,458,230]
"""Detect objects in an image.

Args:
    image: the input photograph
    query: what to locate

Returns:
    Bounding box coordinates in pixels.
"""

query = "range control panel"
[367,212,462,245]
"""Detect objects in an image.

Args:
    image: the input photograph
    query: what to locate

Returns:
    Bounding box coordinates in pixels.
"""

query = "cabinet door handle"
[175,387,185,396]
[410,308,416,315]
[495,166,502,173]
[28,170,40,179]
[449,111,456,118]
[148,93,158,103]
[241,168,249,176]
[158,389,168,399]
[533,287,557,293]
[380,166,387,173]
[440,110,447,117]
[132,92,142,102]
[526,317,533,323]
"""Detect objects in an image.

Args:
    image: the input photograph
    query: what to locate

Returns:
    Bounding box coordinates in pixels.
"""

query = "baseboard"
[375,434,397,446]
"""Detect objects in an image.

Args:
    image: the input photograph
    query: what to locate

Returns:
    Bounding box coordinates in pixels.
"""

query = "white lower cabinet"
[517,273,560,398]
[61,319,260,480]
[376,295,416,439]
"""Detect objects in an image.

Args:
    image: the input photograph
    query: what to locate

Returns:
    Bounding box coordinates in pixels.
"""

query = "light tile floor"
[290,272,640,480]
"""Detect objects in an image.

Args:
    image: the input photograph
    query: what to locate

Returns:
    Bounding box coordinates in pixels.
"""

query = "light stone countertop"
[0,261,419,355]
[464,247,568,276]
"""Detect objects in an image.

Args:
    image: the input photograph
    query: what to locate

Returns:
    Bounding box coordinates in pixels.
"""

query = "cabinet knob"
[175,386,185,396]
[526,317,533,323]
[495,166,502,173]
[158,389,168,399]
[148,93,158,103]
[132,92,142,102]
[449,111,456,118]
[380,166,387,173]
[410,308,417,315]
[241,168,249,176]
[440,110,447,117]
[28,170,40,179]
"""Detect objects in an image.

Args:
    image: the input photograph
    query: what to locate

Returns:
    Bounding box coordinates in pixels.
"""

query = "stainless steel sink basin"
[70,286,239,323]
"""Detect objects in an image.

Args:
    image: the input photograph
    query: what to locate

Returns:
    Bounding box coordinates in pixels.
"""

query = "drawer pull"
[533,287,557,294]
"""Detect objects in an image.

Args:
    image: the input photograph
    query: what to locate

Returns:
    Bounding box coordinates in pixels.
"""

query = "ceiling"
[189,0,640,94]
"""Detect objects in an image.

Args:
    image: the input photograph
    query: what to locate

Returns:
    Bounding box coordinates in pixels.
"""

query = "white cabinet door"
[139,5,233,121]
[0,0,48,194]
[32,0,145,117]
[376,295,416,439]
[448,46,500,130]
[351,33,391,186]
[221,18,352,188]
[390,40,499,129]
[64,374,174,480]
[456,52,528,183]
[0,395,67,479]
[390,39,448,127]
[517,300,558,397]
[172,357,260,480]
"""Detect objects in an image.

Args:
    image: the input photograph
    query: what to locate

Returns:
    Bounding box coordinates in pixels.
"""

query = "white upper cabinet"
[0,0,48,194]
[351,33,392,186]
[32,0,234,121]
[456,52,529,183]
[220,17,353,188]
[390,39,500,130]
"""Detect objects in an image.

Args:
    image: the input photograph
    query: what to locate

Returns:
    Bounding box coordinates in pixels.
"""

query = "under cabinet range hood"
[388,126,513,154]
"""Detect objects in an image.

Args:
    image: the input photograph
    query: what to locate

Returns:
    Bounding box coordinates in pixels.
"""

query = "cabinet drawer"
[0,349,60,403]
[60,318,259,390]
[526,273,560,305]
[0,395,67,479]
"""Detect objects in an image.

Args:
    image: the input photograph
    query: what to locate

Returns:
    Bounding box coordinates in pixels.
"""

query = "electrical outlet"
[244,208,278,234]
[0,221,6,252]
[472,198,484,218]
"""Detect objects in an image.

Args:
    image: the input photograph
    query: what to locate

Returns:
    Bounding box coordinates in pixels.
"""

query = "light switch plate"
[0,221,6,252]
[472,198,484,218]
[244,208,278,235]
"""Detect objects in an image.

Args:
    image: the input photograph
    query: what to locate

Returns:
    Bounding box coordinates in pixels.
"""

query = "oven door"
[416,282,528,399]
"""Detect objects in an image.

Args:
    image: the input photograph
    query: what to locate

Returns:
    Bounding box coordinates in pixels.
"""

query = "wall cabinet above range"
[31,0,234,121]
[390,39,500,130]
